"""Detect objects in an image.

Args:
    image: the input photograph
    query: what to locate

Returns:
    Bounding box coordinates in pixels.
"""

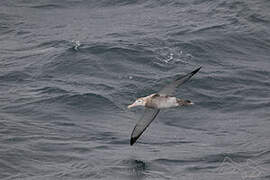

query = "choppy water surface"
[0,0,270,179]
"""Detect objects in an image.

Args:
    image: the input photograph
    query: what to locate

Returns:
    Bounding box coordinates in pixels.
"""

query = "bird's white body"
[154,97,178,108]
[128,93,192,109]
[146,94,179,109]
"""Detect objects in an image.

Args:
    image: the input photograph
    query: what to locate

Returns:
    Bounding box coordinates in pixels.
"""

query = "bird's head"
[128,98,146,109]
[177,99,194,106]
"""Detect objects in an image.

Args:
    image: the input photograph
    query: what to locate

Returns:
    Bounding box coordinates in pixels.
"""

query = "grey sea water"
[0,0,270,179]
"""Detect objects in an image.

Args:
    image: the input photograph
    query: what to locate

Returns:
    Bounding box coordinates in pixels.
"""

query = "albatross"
[128,67,201,145]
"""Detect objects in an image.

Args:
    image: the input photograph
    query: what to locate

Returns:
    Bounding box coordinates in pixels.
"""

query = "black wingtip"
[130,137,138,146]
[191,66,202,75]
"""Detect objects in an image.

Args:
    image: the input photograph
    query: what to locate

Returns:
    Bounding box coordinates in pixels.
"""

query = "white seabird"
[128,67,201,145]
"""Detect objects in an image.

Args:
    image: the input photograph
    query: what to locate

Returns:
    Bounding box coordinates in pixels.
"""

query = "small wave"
[30,4,64,9]
[203,152,255,164]
[84,43,142,56]
[248,13,269,23]
[191,24,227,33]
[89,0,145,7]
[34,87,69,95]
[2,91,120,115]
[4,40,66,59]
[153,158,200,166]
[35,93,119,112]
[0,71,31,82]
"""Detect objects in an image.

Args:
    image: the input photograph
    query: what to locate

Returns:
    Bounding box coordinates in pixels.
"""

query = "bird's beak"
[185,100,194,105]
[127,103,136,109]
[188,102,194,105]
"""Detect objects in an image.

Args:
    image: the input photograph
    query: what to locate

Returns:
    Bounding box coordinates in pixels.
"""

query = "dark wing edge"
[130,108,160,146]
[158,67,201,96]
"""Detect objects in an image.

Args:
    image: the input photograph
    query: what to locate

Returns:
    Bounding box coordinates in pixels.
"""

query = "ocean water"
[0,0,270,179]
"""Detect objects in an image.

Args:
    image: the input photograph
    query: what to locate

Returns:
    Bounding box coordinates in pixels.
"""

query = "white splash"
[156,48,193,65]
[72,40,81,51]
[217,156,265,179]
[164,53,174,63]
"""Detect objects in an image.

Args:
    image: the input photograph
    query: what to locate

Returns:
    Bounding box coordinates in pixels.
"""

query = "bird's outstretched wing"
[130,67,201,145]
[158,67,201,96]
[130,108,160,145]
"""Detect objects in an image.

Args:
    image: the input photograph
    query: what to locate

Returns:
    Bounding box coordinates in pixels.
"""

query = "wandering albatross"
[128,67,201,145]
